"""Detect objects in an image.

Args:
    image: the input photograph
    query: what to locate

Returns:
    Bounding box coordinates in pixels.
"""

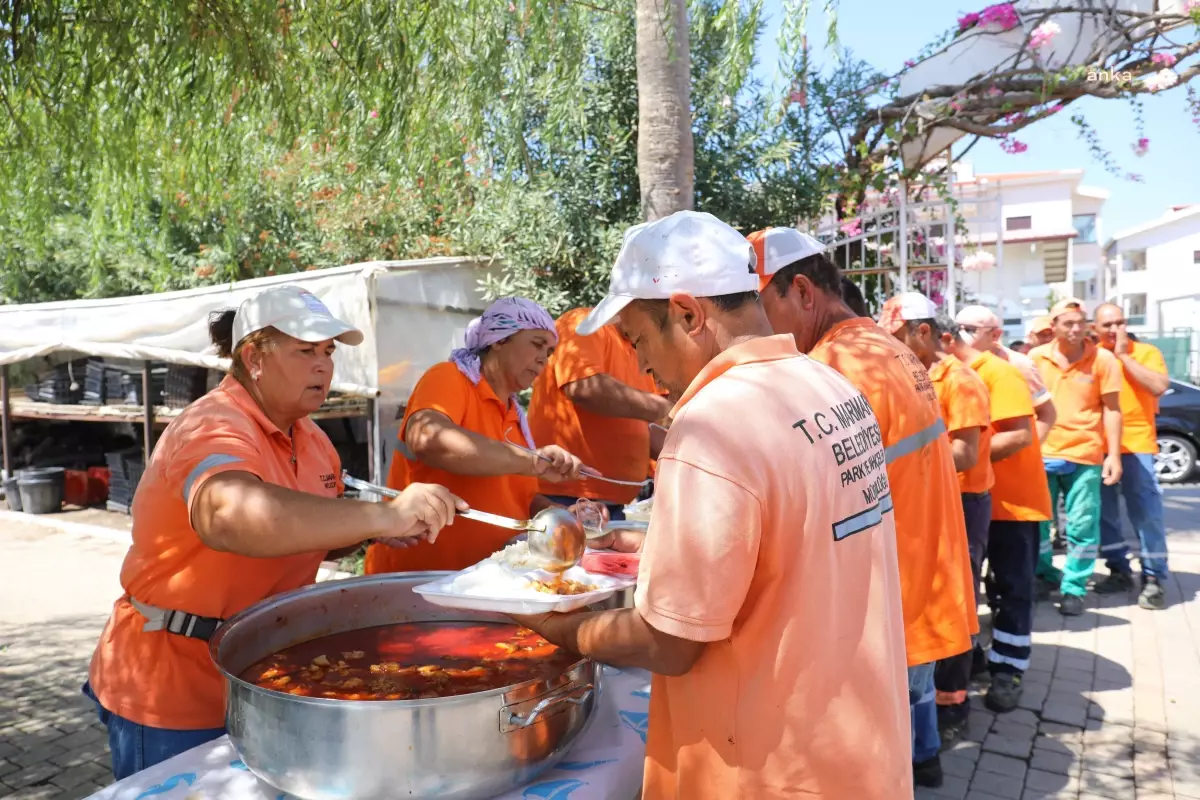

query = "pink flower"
[1188,0,1200,10]
[840,218,863,237]
[979,3,1020,31]
[957,12,981,31]
[1029,20,1061,50]
[950,100,964,112]
[1000,138,1028,154]
[789,88,808,107]
[986,86,1004,97]
[368,109,379,119]
[331,39,338,49]
[1152,52,1177,67]
[1143,68,1179,92]
[905,59,917,68]
[1132,137,1149,157]
[1126,173,1145,183]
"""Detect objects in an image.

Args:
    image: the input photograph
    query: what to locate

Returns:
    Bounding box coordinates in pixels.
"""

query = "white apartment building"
[951,164,1110,342]
[1104,205,1200,335]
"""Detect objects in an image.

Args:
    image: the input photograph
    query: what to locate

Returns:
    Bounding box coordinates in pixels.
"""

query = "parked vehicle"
[1156,380,1200,484]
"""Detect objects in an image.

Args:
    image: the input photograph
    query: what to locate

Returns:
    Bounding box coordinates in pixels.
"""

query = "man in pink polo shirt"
[514,211,911,799]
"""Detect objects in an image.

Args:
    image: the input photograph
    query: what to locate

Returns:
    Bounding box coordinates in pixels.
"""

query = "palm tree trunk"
[634,0,694,221]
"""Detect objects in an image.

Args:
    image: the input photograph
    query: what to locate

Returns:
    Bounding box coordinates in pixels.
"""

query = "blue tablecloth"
[86,666,651,800]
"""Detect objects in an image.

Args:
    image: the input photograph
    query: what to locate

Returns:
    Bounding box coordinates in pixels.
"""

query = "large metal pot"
[209,572,601,800]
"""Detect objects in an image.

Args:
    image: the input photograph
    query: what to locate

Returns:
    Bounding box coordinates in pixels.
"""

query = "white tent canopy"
[0,257,499,398]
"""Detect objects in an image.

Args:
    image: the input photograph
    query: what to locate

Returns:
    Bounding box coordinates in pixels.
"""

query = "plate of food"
[413,540,637,614]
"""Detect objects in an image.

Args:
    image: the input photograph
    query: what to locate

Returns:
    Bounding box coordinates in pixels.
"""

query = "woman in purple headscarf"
[367,297,589,573]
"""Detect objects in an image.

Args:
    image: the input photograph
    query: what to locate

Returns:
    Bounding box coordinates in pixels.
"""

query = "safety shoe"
[1059,594,1084,616]
[985,672,1023,713]
[913,755,944,788]
[1139,577,1166,610]
[937,703,969,750]
[1092,570,1135,594]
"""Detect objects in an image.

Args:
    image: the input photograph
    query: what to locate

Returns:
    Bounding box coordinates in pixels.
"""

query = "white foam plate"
[413,560,635,614]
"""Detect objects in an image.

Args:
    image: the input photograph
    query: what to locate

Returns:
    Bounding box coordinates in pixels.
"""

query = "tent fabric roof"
[0,257,491,398]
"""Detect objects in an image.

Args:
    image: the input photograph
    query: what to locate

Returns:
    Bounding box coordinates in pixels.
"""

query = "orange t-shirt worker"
[519,211,912,800]
[84,286,463,780]
[527,307,666,510]
[368,296,588,574]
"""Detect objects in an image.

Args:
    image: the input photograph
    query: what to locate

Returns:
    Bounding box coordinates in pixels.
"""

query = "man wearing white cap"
[955,305,1057,441]
[882,294,994,736]
[85,285,467,778]
[515,211,911,799]
[750,227,976,788]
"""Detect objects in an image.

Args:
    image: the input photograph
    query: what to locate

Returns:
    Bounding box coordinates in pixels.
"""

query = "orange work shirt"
[929,355,994,494]
[1101,341,1168,454]
[88,376,341,730]
[1030,341,1123,465]
[367,362,539,574]
[809,318,976,666]
[527,307,659,504]
[992,345,1052,407]
[636,335,910,800]
[969,351,1052,522]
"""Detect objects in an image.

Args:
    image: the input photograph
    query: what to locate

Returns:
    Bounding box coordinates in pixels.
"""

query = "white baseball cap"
[747,227,827,290]
[577,211,759,336]
[878,291,939,334]
[232,285,364,347]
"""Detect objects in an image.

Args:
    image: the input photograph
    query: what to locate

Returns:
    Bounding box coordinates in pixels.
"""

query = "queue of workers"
[78,209,1172,799]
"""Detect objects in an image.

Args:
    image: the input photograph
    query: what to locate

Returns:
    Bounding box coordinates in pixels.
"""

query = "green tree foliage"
[0,1,866,313]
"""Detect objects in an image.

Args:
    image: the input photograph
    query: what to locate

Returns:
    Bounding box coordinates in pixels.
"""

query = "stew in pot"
[240,621,578,701]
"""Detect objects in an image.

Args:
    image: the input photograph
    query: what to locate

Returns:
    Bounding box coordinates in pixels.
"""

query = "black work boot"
[986,672,1023,713]
[1139,576,1166,610]
[1092,570,1135,594]
[1059,594,1084,616]
[913,755,944,788]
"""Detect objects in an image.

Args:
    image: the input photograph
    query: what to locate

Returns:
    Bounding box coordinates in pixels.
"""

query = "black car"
[1156,380,1200,484]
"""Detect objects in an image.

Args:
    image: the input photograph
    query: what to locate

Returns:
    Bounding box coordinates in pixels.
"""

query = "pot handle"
[504,683,595,729]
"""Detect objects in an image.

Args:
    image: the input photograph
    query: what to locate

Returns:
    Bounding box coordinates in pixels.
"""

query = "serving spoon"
[342,473,586,571]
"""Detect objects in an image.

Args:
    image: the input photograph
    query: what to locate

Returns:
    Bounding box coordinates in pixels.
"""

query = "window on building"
[1126,293,1147,327]
[1006,216,1032,231]
[1194,250,1200,264]
[1072,214,1097,244]
[1123,251,1147,271]
[929,224,945,237]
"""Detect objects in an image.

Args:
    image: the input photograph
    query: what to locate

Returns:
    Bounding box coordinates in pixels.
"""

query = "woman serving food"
[84,285,465,779]
[367,296,591,574]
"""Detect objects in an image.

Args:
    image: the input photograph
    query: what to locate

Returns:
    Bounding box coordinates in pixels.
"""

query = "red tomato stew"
[239,622,579,701]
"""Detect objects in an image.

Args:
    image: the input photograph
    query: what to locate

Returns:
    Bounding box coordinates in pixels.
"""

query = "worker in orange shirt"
[1029,299,1124,616]
[956,305,1061,557]
[368,297,590,574]
[944,319,1052,716]
[1027,316,1054,348]
[516,211,911,800]
[528,307,671,520]
[883,293,992,743]
[751,228,975,789]
[1091,303,1171,610]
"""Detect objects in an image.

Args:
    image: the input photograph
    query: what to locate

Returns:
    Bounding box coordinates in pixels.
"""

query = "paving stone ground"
[2,487,1199,799]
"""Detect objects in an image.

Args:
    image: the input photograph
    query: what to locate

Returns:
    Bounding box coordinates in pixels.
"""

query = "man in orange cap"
[1027,316,1054,348]
[1029,299,1124,616]
[751,227,976,788]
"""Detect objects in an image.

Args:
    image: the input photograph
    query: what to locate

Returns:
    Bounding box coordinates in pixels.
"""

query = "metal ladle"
[342,473,586,572]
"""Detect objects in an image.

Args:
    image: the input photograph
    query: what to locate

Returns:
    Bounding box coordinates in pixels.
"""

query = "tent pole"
[1,365,11,479]
[142,361,155,464]
[366,398,378,484]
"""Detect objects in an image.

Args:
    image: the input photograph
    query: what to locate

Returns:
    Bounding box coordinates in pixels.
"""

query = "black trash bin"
[16,467,66,515]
